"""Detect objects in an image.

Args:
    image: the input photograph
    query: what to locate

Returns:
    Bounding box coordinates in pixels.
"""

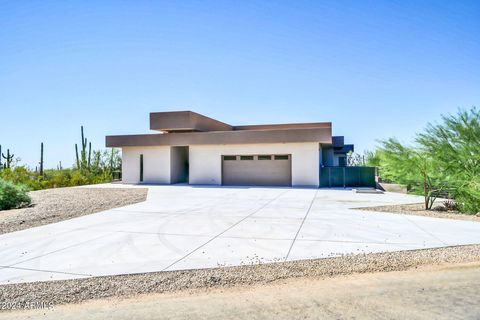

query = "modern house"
[106,111,355,187]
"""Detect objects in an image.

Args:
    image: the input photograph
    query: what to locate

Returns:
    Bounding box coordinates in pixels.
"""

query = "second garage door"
[222,154,292,186]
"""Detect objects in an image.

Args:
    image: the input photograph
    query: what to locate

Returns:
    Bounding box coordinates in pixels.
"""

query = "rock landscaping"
[359,202,480,222]
[0,187,148,235]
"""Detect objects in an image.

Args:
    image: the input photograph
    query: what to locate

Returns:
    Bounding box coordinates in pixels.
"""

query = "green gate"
[320,167,376,188]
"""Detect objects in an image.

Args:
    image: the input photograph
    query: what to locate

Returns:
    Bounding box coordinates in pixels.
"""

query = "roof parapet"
[150,111,232,132]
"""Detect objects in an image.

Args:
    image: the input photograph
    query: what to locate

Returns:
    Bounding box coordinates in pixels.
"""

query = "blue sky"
[1,0,479,168]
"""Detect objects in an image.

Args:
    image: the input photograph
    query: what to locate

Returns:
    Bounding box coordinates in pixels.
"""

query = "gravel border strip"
[357,202,480,222]
[1,244,479,308]
[0,188,148,235]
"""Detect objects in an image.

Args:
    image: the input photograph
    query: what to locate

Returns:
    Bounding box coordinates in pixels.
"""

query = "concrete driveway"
[1,186,480,284]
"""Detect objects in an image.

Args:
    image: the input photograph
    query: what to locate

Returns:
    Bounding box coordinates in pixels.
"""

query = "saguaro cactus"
[75,144,80,169]
[88,142,91,168]
[2,149,14,168]
[39,142,44,176]
[0,145,2,169]
[75,126,92,170]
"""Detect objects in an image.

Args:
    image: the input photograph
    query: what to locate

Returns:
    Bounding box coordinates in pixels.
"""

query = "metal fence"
[320,166,376,188]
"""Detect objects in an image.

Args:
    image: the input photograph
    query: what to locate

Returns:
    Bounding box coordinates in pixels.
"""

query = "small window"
[139,154,144,182]
[223,155,237,161]
[274,155,289,160]
[240,155,254,160]
[258,155,271,160]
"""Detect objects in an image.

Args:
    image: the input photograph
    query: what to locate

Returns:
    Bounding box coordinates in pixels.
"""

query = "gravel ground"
[1,244,479,308]
[5,262,479,320]
[0,187,148,235]
[359,202,480,222]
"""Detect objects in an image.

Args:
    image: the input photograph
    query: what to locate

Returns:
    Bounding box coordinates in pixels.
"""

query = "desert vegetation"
[365,107,479,214]
[0,179,31,210]
[0,126,121,210]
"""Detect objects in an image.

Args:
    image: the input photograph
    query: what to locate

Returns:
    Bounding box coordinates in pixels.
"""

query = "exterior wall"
[332,154,340,166]
[122,146,171,184]
[321,147,334,166]
[189,143,319,187]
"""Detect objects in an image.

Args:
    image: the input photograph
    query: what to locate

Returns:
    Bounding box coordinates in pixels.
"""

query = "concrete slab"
[1,185,480,284]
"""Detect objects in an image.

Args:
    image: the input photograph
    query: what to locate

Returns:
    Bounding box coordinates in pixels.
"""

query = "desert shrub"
[455,181,480,214]
[39,169,76,189]
[0,166,42,190]
[0,178,31,210]
[0,167,116,190]
[69,170,91,186]
[0,137,121,191]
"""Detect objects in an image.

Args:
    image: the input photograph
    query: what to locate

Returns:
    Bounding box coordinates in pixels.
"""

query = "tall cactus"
[39,142,44,176]
[2,149,14,168]
[0,145,2,169]
[75,126,92,170]
[75,144,80,169]
[81,125,86,168]
[88,142,91,168]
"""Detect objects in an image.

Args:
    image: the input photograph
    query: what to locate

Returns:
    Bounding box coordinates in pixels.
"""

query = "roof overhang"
[334,144,354,154]
[106,127,332,147]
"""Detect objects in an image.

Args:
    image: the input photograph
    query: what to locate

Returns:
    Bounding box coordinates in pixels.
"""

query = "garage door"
[222,154,292,186]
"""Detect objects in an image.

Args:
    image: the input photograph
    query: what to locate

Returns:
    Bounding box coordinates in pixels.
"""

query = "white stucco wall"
[189,143,319,187]
[122,146,171,184]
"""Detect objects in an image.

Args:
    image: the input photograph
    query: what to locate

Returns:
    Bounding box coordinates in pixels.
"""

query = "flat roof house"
[106,111,354,187]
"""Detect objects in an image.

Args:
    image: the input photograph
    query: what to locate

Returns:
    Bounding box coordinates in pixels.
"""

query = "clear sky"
[1,0,479,168]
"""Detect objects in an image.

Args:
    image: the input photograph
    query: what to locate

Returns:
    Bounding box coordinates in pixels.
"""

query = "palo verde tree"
[376,138,447,210]
[416,107,480,213]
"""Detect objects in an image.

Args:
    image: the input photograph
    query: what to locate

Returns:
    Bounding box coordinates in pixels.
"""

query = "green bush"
[0,167,115,190]
[456,180,480,214]
[0,178,31,210]
[0,146,121,191]
[0,166,42,190]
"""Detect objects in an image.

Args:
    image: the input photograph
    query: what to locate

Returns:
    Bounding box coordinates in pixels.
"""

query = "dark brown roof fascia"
[233,122,331,131]
[106,127,332,147]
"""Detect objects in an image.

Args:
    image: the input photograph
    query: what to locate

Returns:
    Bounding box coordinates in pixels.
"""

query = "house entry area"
[222,154,292,186]
[170,146,189,184]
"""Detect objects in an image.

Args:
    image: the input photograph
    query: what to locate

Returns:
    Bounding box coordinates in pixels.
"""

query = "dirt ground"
[3,262,479,320]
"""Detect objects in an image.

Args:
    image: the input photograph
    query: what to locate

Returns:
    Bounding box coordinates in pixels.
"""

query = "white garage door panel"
[222,155,291,186]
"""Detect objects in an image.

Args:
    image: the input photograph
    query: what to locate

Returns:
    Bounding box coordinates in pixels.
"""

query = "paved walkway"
[1,186,480,284]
